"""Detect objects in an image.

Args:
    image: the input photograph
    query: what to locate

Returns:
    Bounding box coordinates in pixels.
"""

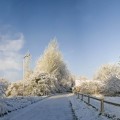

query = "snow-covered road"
[2,94,73,120]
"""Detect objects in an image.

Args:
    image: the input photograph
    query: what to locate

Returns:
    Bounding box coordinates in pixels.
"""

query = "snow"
[104,97,120,118]
[0,96,46,116]
[70,94,120,120]
[68,94,109,120]
[81,95,120,119]
[1,94,120,120]
[1,94,73,120]
[0,102,8,116]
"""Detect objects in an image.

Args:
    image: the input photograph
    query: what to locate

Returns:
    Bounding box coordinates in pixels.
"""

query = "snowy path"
[2,94,73,120]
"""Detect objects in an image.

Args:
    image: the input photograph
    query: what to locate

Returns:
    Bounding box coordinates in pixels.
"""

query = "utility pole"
[23,51,31,80]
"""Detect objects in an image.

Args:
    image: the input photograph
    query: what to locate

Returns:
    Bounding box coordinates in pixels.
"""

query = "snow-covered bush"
[0,78,9,97]
[73,80,104,95]
[6,81,24,96]
[6,73,66,96]
[102,76,120,95]
[74,76,88,87]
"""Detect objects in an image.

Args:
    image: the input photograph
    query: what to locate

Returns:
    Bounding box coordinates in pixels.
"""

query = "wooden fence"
[77,93,120,114]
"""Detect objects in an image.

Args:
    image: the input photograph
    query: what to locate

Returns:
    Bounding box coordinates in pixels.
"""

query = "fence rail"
[77,93,120,114]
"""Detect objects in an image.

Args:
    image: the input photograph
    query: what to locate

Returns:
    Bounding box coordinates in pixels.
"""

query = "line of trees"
[1,39,120,97]
[74,62,120,96]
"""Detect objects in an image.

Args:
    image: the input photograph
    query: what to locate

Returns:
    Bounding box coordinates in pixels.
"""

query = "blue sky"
[0,0,120,81]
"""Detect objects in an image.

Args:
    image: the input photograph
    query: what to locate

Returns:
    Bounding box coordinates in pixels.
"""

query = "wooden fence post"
[100,98,104,114]
[81,94,83,101]
[77,93,80,99]
[88,95,90,105]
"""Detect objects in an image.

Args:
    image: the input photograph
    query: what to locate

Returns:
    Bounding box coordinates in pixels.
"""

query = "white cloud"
[0,33,24,81]
[0,33,24,52]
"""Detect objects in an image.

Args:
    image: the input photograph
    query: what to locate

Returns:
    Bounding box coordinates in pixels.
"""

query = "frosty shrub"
[74,76,88,87]
[30,73,58,95]
[0,78,9,97]
[6,73,68,96]
[94,63,120,95]
[102,76,120,95]
[73,80,104,95]
[6,81,24,96]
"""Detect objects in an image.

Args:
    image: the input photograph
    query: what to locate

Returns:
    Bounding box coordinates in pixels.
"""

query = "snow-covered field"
[104,97,120,119]
[0,96,47,116]
[70,94,120,120]
[68,94,109,120]
[1,94,120,120]
[84,95,120,118]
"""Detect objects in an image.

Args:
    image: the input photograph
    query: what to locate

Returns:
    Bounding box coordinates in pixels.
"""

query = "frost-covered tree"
[104,76,120,95]
[74,75,88,87]
[79,80,104,94]
[6,81,24,96]
[0,78,9,97]
[73,78,104,95]
[94,63,120,95]
[35,39,69,79]
[94,63,120,81]
[33,39,72,92]
[73,63,120,95]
